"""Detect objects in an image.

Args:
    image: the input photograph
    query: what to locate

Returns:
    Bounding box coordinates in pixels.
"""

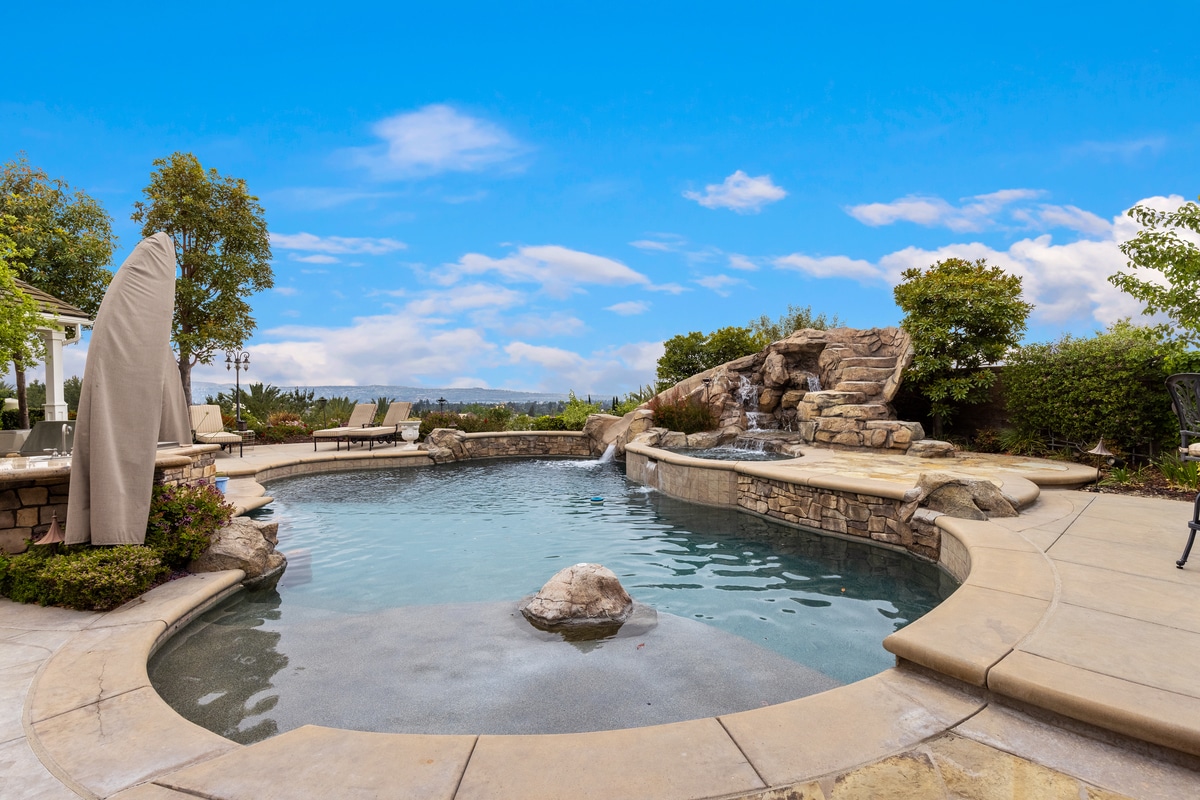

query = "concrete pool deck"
[3,443,1200,798]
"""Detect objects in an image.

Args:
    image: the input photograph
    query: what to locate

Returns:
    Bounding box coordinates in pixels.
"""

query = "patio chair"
[190,405,246,457]
[1165,374,1200,568]
[312,402,377,451]
[349,402,414,451]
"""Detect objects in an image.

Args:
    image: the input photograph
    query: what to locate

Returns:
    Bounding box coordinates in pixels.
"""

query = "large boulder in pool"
[190,517,288,588]
[521,563,634,629]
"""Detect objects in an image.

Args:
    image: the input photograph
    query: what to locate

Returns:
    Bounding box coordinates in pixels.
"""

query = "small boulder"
[907,439,956,458]
[520,563,634,629]
[916,472,1018,519]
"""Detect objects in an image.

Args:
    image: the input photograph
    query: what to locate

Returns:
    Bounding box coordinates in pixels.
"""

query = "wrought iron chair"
[1165,374,1200,568]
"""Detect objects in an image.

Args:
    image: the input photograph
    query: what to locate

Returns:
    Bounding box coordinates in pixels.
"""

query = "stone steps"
[838,356,898,368]
[806,390,867,408]
[838,366,897,382]
[834,381,883,396]
[820,403,891,420]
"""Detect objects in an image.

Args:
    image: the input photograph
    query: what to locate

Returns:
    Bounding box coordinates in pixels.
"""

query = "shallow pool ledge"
[26,574,987,800]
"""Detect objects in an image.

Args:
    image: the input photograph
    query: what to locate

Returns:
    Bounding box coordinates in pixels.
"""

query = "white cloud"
[606,301,650,316]
[274,286,299,296]
[774,253,886,283]
[1068,136,1167,161]
[777,195,1189,328]
[1019,205,1112,237]
[270,187,399,210]
[506,342,585,371]
[501,312,586,338]
[401,283,525,317]
[727,254,758,271]
[292,254,339,264]
[440,244,650,298]
[630,239,675,252]
[206,314,499,387]
[271,232,407,255]
[646,282,689,294]
[504,340,665,394]
[846,189,1045,232]
[695,274,745,296]
[684,170,787,214]
[347,104,522,178]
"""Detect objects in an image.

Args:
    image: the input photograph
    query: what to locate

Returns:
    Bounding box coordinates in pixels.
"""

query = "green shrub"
[648,390,717,435]
[560,392,601,430]
[1004,323,1197,458]
[40,546,168,610]
[260,423,309,444]
[419,410,464,438]
[145,482,234,569]
[0,545,167,610]
[530,415,568,431]
[1155,453,1200,491]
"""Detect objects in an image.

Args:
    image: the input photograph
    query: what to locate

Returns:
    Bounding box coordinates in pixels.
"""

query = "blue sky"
[5,3,1199,395]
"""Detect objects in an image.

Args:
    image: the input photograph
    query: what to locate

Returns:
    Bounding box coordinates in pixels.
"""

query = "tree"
[893,257,1032,436]
[131,152,273,403]
[748,304,843,346]
[0,228,45,384]
[0,157,116,426]
[1110,197,1200,345]
[656,326,762,388]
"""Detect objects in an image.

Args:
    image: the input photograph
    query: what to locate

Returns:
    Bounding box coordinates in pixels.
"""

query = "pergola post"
[41,328,69,421]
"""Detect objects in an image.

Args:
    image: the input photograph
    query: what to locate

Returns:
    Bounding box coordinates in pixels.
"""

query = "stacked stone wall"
[1,446,220,555]
[0,474,70,553]
[462,433,592,459]
[736,475,938,561]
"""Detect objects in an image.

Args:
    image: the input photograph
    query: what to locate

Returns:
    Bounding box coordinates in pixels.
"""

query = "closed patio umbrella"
[66,233,192,545]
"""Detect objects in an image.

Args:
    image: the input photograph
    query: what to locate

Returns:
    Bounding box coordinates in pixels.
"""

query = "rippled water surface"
[246,459,951,679]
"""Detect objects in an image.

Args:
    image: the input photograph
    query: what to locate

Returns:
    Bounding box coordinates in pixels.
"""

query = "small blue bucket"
[215,476,229,495]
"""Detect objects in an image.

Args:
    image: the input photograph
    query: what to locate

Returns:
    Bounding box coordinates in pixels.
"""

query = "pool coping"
[17,443,1200,798]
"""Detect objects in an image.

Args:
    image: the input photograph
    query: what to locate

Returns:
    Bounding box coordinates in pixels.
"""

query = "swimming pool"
[150,457,954,741]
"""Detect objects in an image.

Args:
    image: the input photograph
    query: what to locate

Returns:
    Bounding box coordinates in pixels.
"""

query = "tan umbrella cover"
[66,233,192,545]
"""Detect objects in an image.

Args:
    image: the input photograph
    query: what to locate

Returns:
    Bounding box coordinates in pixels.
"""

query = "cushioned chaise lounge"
[348,402,414,450]
[189,405,245,456]
[311,402,377,451]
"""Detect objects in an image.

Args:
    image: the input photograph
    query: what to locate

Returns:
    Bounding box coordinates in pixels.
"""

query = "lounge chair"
[312,402,377,451]
[349,402,414,450]
[190,405,245,456]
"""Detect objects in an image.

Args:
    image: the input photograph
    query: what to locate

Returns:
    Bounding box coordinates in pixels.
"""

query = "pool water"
[150,458,955,740]
[670,445,795,462]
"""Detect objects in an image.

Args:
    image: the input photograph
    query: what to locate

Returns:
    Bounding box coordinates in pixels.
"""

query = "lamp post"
[437,396,447,413]
[226,350,250,431]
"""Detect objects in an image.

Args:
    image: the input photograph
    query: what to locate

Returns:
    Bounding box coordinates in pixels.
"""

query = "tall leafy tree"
[1110,197,1200,345]
[0,227,46,383]
[131,152,273,403]
[0,157,116,425]
[893,257,1032,436]
[656,326,762,388]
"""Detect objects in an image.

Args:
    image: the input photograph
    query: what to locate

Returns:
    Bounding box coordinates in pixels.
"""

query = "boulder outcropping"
[520,563,634,630]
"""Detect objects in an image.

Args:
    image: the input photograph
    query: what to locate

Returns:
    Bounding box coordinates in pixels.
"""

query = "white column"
[41,328,68,422]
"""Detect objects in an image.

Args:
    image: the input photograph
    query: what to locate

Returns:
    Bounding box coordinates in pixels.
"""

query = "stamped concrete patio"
[3,442,1200,798]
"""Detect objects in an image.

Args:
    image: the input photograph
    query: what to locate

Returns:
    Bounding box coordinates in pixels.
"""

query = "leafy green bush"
[648,391,717,434]
[260,423,309,444]
[1155,453,1200,491]
[0,545,168,610]
[560,392,601,430]
[145,482,234,569]
[40,546,168,610]
[1004,323,1200,458]
[530,415,568,431]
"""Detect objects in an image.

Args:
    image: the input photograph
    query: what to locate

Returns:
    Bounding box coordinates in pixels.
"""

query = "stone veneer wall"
[0,473,69,554]
[424,430,593,462]
[0,446,220,555]
[625,443,941,562]
[737,475,938,561]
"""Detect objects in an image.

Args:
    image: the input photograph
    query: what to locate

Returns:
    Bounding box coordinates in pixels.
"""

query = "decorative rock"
[685,431,723,449]
[916,472,1018,519]
[762,352,789,387]
[189,517,288,580]
[520,563,634,629]
[907,439,956,458]
[661,431,688,448]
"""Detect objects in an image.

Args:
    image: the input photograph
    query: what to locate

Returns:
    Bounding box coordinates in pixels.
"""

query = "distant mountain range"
[190,382,572,405]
